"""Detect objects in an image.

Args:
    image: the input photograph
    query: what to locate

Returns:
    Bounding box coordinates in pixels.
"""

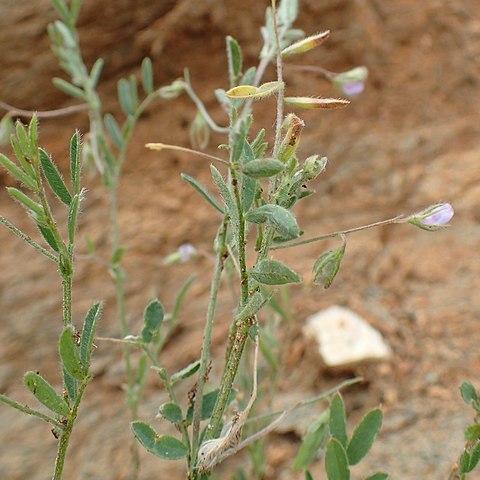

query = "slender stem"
[62,275,72,326]
[190,220,227,472]
[0,394,64,429]
[0,215,57,261]
[271,215,405,250]
[52,379,88,480]
[146,143,230,165]
[284,63,336,79]
[271,0,284,158]
[0,100,88,119]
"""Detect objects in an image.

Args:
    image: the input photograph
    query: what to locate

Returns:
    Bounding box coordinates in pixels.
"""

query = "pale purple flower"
[339,81,365,97]
[178,243,197,262]
[420,203,454,226]
[332,66,368,97]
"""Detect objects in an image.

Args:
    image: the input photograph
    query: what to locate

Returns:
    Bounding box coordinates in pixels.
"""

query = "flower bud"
[281,30,330,56]
[332,66,368,97]
[164,244,197,264]
[189,111,210,150]
[407,203,454,231]
[0,115,14,147]
[277,113,304,163]
[302,155,327,181]
[158,79,185,99]
[313,242,345,288]
[284,96,350,109]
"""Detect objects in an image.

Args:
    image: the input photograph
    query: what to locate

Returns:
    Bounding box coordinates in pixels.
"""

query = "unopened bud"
[407,203,454,231]
[158,79,185,99]
[281,30,330,56]
[189,111,210,150]
[277,113,304,163]
[284,96,350,109]
[332,66,368,97]
[302,155,327,181]
[313,241,345,289]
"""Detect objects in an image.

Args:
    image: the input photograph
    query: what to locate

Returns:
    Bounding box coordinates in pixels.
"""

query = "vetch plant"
[0,117,101,479]
[131,1,454,479]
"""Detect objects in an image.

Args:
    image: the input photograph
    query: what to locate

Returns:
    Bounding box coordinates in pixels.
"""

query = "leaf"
[131,422,187,460]
[90,58,104,88]
[346,408,383,465]
[68,193,80,246]
[118,78,134,116]
[0,153,37,190]
[281,31,330,56]
[330,393,348,447]
[171,274,196,321]
[141,299,164,343]
[62,367,77,404]
[313,245,345,289]
[460,382,478,405]
[105,113,123,149]
[39,148,72,205]
[24,371,69,417]
[181,173,224,214]
[241,174,256,213]
[186,389,237,423]
[278,0,299,25]
[59,326,85,380]
[28,115,38,152]
[364,473,388,480]
[171,359,201,384]
[242,158,284,179]
[247,205,299,240]
[69,131,81,193]
[111,246,127,265]
[141,57,154,94]
[53,77,87,101]
[250,259,300,285]
[15,121,35,158]
[37,224,60,252]
[469,442,480,471]
[465,424,480,442]
[226,81,284,99]
[235,291,265,322]
[284,96,349,109]
[293,410,329,470]
[305,472,314,480]
[129,74,139,112]
[80,303,101,375]
[226,36,242,84]
[10,135,34,178]
[459,451,471,474]
[325,438,350,480]
[7,187,44,218]
[210,165,238,229]
[158,402,183,424]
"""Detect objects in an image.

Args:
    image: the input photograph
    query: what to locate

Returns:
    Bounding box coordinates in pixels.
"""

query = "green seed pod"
[277,114,305,163]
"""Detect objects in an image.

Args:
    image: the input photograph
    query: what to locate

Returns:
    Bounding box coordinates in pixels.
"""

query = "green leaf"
[141,299,164,343]
[250,259,300,285]
[235,291,265,322]
[305,472,314,480]
[242,158,284,179]
[293,410,329,470]
[465,424,480,442]
[469,442,480,471]
[80,303,101,375]
[226,36,242,84]
[129,74,139,112]
[171,359,201,384]
[89,58,104,88]
[131,422,187,460]
[325,438,350,480]
[7,187,44,218]
[241,174,257,213]
[364,473,389,480]
[313,245,345,289]
[23,371,69,417]
[118,78,134,116]
[0,153,37,190]
[141,57,154,94]
[69,131,81,193]
[28,115,38,152]
[247,204,299,240]
[278,0,299,24]
[10,135,34,178]
[53,77,87,101]
[62,367,77,404]
[171,274,196,321]
[460,382,478,405]
[59,326,85,380]
[105,113,123,149]
[111,246,126,265]
[346,408,383,466]
[330,393,348,447]
[158,402,183,424]
[210,165,238,228]
[51,0,71,24]
[186,389,237,423]
[459,451,471,474]
[15,120,34,157]
[181,173,224,214]
[68,193,80,246]
[39,148,72,205]
[37,224,60,252]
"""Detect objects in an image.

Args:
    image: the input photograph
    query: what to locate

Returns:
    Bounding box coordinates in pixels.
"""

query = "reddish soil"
[1,1,479,479]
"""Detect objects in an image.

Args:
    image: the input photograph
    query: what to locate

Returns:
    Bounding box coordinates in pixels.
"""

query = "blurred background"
[0,0,479,478]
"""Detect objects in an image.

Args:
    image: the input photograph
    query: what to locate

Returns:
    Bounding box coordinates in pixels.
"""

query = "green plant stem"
[0,215,57,261]
[62,275,72,326]
[0,394,64,429]
[0,100,88,119]
[270,215,405,250]
[52,378,88,480]
[190,220,228,473]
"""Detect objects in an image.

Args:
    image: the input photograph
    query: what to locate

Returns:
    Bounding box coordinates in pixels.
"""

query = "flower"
[163,244,198,264]
[332,66,368,97]
[407,203,454,231]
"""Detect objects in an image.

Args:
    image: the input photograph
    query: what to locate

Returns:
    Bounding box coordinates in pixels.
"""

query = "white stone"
[303,305,391,367]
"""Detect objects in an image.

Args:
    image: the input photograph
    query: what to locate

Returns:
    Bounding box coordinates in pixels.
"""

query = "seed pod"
[277,114,305,163]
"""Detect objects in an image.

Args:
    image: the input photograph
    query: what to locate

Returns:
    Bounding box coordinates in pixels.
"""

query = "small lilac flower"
[178,243,197,262]
[407,203,454,231]
[332,66,368,97]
